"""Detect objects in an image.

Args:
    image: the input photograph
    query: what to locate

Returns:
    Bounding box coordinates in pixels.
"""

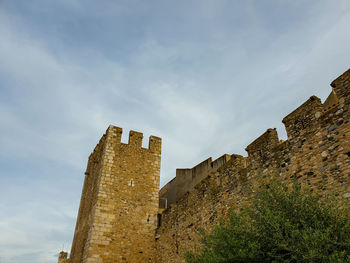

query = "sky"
[0,0,349,262]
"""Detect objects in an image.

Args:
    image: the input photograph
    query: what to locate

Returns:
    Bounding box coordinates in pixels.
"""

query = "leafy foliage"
[184,180,350,263]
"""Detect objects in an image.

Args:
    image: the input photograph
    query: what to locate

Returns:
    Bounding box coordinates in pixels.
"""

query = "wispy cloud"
[0,1,349,262]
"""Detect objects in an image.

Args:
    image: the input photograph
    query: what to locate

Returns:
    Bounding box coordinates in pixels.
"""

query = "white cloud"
[0,1,349,262]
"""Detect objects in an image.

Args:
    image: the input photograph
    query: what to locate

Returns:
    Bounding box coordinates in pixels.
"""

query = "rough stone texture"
[68,126,161,263]
[159,154,233,207]
[60,68,350,263]
[58,251,69,263]
[69,134,107,263]
[155,68,350,263]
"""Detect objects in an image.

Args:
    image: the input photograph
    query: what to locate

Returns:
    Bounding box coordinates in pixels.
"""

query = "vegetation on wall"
[184,179,350,263]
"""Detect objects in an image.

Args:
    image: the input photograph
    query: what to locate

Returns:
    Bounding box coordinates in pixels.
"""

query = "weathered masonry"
[159,154,235,207]
[155,69,350,262]
[63,126,161,263]
[59,68,350,263]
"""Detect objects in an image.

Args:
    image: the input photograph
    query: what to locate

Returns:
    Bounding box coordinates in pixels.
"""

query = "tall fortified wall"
[159,154,236,207]
[155,69,350,263]
[67,126,161,263]
[59,68,349,263]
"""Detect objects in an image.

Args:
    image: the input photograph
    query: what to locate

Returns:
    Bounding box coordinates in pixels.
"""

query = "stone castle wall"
[60,68,350,263]
[159,154,233,208]
[68,126,161,263]
[69,134,107,263]
[155,69,350,263]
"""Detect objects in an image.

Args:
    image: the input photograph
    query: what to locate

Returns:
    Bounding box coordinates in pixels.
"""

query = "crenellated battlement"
[68,125,162,263]
[282,96,323,140]
[103,125,162,154]
[57,251,68,263]
[331,69,350,100]
[156,68,350,262]
[128,130,143,148]
[323,89,339,112]
[159,153,242,207]
[245,128,279,163]
[158,69,350,211]
[62,68,350,263]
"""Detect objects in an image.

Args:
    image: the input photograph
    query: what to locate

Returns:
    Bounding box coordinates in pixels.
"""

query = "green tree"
[185,180,350,263]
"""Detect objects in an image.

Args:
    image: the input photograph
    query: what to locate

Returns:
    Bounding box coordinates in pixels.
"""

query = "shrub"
[184,179,350,263]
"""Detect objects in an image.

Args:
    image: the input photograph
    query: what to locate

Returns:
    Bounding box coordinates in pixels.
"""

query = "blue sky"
[0,0,349,262]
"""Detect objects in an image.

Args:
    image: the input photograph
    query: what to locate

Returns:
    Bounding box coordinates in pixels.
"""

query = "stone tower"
[57,251,69,263]
[68,125,161,263]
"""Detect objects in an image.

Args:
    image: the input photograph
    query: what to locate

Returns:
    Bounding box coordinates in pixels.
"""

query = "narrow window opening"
[157,213,162,227]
